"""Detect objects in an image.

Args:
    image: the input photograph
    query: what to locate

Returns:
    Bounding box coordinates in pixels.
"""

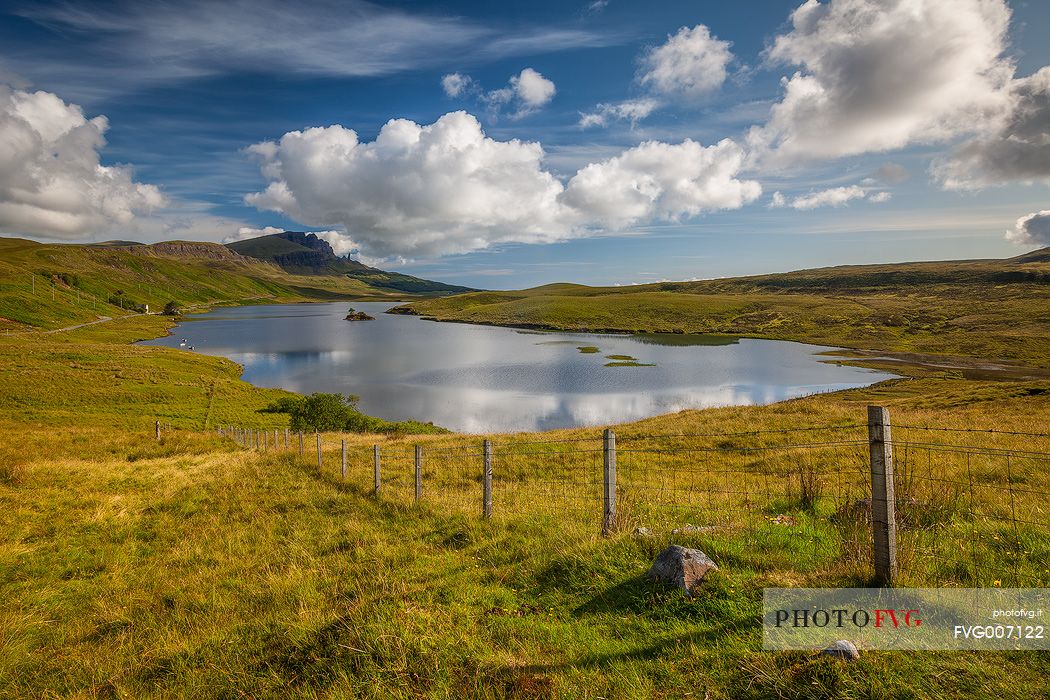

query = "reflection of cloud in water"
[141,301,897,433]
[404,383,869,434]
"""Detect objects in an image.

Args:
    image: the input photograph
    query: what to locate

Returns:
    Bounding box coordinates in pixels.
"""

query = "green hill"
[396,250,1050,367]
[0,237,434,332]
[226,230,474,294]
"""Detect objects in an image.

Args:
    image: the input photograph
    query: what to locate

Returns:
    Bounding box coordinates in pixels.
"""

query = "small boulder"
[646,545,718,595]
[821,640,860,661]
[633,526,652,537]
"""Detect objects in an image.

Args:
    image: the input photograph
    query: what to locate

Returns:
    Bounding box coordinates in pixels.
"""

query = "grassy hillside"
[0,237,413,332]
[2,316,1048,696]
[227,230,474,294]
[396,251,1050,367]
[2,244,1049,697]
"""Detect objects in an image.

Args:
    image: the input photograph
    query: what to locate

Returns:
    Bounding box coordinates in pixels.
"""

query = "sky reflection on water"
[141,302,895,433]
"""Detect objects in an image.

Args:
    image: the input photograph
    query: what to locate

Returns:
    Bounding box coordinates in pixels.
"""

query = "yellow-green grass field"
[1,248,1049,698]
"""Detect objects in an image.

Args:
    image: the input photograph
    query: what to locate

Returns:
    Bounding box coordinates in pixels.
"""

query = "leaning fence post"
[155,420,160,441]
[415,445,423,502]
[316,433,322,471]
[868,405,897,585]
[483,440,493,519]
[603,429,617,536]
[373,445,381,496]
[341,439,347,479]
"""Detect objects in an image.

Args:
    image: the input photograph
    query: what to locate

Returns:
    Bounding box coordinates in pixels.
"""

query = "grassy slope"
[2,338,1048,697]
[397,253,1050,367]
[0,237,409,332]
[2,246,1049,697]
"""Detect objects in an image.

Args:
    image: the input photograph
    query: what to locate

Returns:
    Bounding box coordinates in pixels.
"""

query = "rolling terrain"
[0,236,459,333]
[0,242,1048,698]
[395,249,1050,368]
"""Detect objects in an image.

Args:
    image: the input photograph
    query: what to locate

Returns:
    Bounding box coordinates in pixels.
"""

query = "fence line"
[207,409,1049,588]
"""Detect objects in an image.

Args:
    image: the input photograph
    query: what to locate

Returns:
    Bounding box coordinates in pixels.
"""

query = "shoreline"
[386,305,1049,382]
[148,299,903,434]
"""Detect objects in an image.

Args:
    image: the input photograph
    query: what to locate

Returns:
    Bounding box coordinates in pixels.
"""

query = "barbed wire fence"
[206,407,1049,588]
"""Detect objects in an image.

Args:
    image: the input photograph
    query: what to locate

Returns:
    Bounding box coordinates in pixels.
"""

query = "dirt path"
[42,314,133,334]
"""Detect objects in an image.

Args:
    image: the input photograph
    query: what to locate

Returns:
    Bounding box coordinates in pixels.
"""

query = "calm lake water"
[141,302,895,433]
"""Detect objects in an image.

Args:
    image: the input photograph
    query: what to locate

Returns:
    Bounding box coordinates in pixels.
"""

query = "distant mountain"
[226,231,473,294]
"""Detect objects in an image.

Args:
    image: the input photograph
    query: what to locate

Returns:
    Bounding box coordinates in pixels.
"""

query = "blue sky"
[0,0,1048,288]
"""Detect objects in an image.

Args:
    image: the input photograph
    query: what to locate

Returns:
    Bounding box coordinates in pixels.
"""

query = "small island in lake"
[345,308,375,321]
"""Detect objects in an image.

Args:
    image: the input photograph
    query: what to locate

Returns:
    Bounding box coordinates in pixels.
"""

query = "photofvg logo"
[763,588,1048,651]
[773,606,922,630]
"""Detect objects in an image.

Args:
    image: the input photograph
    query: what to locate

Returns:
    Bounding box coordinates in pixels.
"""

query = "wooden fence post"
[341,439,347,479]
[868,406,897,585]
[603,429,617,537]
[155,420,160,441]
[483,440,493,519]
[373,445,381,496]
[298,431,304,456]
[285,428,289,449]
[415,445,423,502]
[274,429,278,450]
[316,433,322,471]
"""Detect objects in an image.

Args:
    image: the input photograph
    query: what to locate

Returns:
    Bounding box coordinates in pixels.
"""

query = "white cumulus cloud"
[790,186,867,210]
[935,66,1050,189]
[441,72,473,98]
[245,112,570,258]
[748,0,1015,166]
[0,84,166,238]
[562,138,761,229]
[511,68,556,110]
[638,25,732,98]
[772,185,891,210]
[579,98,660,128]
[245,112,760,258]
[1006,210,1050,247]
[446,68,556,119]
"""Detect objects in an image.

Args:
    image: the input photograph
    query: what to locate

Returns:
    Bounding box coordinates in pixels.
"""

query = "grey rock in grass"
[821,639,860,661]
[633,526,652,537]
[646,545,718,595]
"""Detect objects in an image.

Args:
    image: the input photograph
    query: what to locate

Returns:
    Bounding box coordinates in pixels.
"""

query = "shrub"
[261,393,448,435]
[107,291,147,313]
